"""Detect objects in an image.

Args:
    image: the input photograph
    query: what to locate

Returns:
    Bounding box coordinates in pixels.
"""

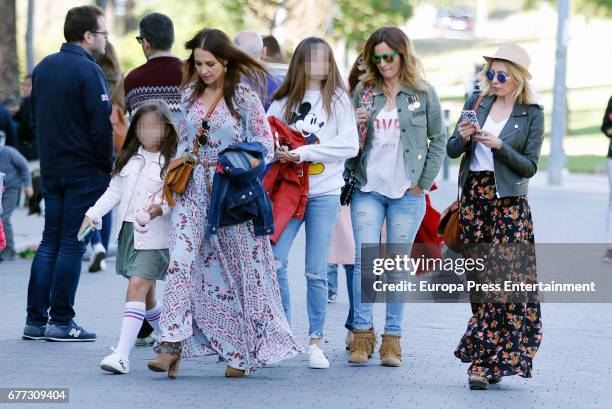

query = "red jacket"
[413,183,444,275]
[263,116,309,244]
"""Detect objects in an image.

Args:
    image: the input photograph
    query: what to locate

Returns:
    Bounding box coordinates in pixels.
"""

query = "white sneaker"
[88,243,107,273]
[100,347,130,374]
[308,344,330,369]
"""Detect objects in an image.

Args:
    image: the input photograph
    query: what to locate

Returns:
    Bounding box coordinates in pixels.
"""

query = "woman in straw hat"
[447,43,543,390]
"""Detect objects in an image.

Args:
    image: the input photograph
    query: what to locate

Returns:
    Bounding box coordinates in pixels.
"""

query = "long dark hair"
[182,28,268,120]
[112,101,178,178]
[348,52,366,96]
[95,41,122,96]
[272,37,346,124]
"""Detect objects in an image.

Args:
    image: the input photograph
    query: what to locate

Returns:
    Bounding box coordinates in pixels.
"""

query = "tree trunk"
[0,0,19,100]
[26,0,35,75]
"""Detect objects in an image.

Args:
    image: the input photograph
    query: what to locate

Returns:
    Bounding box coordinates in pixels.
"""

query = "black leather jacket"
[447,93,544,198]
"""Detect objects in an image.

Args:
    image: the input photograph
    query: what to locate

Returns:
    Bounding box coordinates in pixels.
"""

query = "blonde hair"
[479,59,538,105]
[361,27,428,98]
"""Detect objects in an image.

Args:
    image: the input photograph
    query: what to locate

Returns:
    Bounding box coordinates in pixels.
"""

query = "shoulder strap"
[190,92,224,153]
[472,94,485,111]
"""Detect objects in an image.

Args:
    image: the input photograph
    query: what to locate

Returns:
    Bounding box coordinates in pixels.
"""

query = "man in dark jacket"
[24,5,113,342]
[16,75,37,160]
[0,104,17,148]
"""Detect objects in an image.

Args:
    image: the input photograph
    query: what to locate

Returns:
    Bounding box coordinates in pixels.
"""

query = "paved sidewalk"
[1,171,611,409]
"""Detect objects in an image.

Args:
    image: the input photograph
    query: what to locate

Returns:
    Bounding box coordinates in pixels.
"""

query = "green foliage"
[576,0,612,15]
[331,0,413,51]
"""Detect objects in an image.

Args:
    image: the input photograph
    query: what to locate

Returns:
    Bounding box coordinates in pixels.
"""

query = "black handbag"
[340,86,374,206]
[340,170,356,206]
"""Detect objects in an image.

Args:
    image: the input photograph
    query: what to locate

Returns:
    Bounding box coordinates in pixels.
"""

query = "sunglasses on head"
[197,119,211,146]
[486,69,510,84]
[372,52,398,65]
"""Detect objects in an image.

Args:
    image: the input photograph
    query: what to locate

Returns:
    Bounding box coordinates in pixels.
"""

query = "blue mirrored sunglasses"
[486,69,510,83]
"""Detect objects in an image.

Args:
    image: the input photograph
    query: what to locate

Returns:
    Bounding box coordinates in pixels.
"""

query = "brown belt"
[199,160,216,193]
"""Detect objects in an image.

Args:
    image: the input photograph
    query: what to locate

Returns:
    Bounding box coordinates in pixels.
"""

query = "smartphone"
[461,110,480,129]
[78,224,94,242]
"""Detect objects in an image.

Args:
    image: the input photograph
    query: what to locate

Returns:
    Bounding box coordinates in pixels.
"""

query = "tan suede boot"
[147,341,182,378]
[225,365,246,378]
[379,334,401,367]
[348,329,376,365]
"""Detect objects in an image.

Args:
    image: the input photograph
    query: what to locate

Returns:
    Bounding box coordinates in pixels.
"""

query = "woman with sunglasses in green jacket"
[346,26,446,367]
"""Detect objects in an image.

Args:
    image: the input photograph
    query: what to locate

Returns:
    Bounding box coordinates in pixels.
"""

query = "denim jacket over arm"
[446,93,545,198]
[207,141,274,236]
[346,80,447,191]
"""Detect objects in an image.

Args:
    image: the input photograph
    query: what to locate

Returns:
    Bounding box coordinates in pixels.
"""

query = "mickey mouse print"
[289,102,325,175]
[266,89,359,197]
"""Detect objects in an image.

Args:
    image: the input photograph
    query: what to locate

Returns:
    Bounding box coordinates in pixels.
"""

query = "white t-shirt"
[361,108,411,198]
[470,116,509,172]
[266,89,359,197]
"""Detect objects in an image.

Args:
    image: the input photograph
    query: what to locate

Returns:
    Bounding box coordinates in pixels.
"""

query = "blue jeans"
[272,195,340,339]
[26,172,109,326]
[327,263,355,331]
[351,189,425,336]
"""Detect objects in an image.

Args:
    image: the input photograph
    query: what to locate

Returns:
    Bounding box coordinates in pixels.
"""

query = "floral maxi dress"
[454,171,542,379]
[159,83,304,372]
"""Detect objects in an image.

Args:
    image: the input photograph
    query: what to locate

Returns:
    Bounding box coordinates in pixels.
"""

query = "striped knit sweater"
[124,55,183,117]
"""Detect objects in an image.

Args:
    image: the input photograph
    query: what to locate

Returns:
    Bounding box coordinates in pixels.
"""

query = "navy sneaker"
[22,324,48,340]
[44,323,96,342]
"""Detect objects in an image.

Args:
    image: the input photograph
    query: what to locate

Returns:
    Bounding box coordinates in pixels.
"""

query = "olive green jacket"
[446,93,545,198]
[346,80,447,191]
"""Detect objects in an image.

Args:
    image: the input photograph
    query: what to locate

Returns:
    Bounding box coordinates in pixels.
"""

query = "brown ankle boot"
[225,365,246,378]
[348,329,376,365]
[147,341,182,378]
[379,334,401,367]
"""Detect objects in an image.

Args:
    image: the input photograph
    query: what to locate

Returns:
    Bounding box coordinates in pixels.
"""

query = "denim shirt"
[207,142,274,236]
[346,80,447,191]
[446,93,545,198]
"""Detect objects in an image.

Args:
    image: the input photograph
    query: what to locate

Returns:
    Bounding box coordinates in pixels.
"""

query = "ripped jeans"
[272,195,340,339]
[351,189,425,336]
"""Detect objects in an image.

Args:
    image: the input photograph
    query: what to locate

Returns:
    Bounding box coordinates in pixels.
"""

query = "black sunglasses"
[197,119,211,146]
[135,36,144,44]
[91,31,109,39]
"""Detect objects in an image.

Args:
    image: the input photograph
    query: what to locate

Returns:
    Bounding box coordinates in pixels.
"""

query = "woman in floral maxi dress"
[446,43,543,390]
[148,28,303,379]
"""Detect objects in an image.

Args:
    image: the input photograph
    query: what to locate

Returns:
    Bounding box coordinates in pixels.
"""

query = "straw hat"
[483,43,532,80]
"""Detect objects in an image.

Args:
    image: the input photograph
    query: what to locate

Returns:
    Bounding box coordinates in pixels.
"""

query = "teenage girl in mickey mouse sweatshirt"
[266,37,358,370]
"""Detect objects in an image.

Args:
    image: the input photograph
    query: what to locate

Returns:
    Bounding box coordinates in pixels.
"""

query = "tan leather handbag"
[438,94,484,252]
[162,92,223,206]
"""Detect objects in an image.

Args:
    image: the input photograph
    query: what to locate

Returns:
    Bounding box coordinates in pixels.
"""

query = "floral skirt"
[454,171,542,379]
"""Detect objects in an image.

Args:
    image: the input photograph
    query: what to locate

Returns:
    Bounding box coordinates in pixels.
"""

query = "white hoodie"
[267,89,359,197]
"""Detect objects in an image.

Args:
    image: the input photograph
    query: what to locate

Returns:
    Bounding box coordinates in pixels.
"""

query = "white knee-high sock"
[115,301,145,358]
[144,303,162,335]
